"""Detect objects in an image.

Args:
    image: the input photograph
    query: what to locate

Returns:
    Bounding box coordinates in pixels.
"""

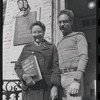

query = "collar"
[26,39,51,51]
[57,31,85,47]
[62,31,74,40]
[34,41,42,46]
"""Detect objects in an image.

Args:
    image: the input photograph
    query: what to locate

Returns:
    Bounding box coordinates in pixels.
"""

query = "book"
[21,55,42,82]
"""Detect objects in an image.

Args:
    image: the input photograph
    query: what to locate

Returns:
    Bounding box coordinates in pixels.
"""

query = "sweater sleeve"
[50,45,61,87]
[75,33,89,79]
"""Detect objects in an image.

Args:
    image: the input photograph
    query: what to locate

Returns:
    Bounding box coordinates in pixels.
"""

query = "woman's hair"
[58,9,74,21]
[30,21,46,32]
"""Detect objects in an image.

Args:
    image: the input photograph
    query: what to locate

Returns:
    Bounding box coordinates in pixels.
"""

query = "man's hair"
[30,21,46,32]
[58,9,74,21]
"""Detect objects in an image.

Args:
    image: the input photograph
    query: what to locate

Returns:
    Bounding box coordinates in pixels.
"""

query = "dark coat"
[15,39,61,100]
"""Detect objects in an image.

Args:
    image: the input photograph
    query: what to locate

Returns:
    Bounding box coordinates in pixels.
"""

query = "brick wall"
[3,0,52,79]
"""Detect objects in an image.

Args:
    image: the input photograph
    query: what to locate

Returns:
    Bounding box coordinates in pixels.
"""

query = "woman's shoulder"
[43,39,53,45]
[43,39,57,48]
[23,42,33,49]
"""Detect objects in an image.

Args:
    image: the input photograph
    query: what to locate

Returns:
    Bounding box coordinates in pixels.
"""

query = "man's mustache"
[59,26,65,30]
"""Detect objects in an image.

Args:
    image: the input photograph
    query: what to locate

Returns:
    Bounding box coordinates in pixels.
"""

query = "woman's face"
[31,25,44,43]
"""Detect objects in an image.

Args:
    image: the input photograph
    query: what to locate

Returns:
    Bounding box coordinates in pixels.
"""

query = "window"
[79,16,96,30]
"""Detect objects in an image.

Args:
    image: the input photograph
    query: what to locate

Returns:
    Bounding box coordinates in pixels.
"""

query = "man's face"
[58,14,72,36]
[31,25,44,43]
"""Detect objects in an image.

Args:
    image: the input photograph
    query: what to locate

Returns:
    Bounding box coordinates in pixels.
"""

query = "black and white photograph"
[3,0,96,100]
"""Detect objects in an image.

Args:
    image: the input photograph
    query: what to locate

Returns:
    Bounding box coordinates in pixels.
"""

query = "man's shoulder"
[74,32,85,36]
[70,31,85,37]
[57,32,85,47]
[68,32,86,39]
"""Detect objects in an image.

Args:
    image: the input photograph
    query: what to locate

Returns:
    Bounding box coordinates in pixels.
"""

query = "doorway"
[66,0,96,100]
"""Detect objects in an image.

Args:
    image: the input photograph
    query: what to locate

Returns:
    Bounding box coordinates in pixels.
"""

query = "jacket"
[15,39,61,100]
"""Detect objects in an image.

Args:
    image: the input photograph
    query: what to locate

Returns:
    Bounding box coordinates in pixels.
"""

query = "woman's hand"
[23,74,36,86]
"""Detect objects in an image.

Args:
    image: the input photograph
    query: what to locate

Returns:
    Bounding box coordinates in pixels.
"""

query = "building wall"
[3,0,7,23]
[52,0,65,45]
[3,0,53,79]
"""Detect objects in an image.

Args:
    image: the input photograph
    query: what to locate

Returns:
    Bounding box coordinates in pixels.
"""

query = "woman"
[14,21,61,100]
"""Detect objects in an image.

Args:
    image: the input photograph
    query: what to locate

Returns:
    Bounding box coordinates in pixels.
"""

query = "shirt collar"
[34,41,42,46]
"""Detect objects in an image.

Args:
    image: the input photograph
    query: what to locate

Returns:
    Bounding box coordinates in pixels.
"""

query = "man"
[15,21,61,100]
[57,9,88,100]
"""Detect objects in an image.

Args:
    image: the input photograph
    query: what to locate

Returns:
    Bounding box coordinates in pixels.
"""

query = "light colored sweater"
[57,32,88,79]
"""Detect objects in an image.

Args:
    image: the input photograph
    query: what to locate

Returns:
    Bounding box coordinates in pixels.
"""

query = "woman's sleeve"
[51,45,61,87]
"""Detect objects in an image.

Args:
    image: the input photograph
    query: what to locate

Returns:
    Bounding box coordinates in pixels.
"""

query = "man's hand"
[50,86,58,100]
[23,74,36,86]
[68,81,80,95]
